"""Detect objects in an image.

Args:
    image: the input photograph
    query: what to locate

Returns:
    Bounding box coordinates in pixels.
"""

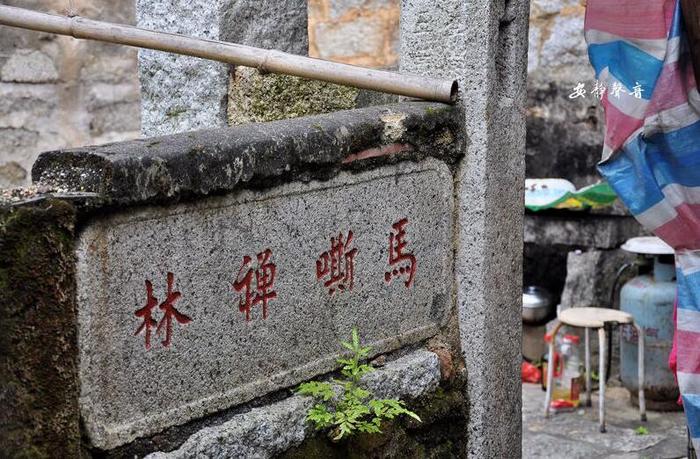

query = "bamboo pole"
[0,5,458,104]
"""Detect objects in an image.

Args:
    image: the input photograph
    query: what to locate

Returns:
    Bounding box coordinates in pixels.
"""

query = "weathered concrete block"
[0,84,60,184]
[327,0,397,21]
[560,249,636,310]
[0,126,37,186]
[145,349,440,458]
[76,160,453,449]
[309,0,400,68]
[528,0,589,78]
[539,14,587,72]
[315,17,386,60]
[0,2,140,187]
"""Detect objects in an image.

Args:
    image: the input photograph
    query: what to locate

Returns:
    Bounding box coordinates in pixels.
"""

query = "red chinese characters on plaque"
[384,218,417,288]
[233,249,278,321]
[316,230,358,295]
[134,272,192,349]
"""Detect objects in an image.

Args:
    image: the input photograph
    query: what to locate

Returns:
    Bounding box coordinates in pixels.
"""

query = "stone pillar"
[137,0,308,136]
[400,1,529,457]
[137,0,228,137]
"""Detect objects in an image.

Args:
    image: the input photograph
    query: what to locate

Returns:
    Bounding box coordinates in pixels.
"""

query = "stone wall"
[4,101,473,457]
[0,0,401,188]
[0,0,140,188]
[308,0,400,69]
[0,0,597,189]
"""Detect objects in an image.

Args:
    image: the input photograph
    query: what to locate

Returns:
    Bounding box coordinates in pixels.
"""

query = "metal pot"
[522,286,553,324]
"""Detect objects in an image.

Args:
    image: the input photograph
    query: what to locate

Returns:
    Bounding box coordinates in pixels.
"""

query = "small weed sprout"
[297,328,421,441]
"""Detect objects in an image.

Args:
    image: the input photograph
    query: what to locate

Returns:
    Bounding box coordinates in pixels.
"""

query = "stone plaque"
[76,160,454,449]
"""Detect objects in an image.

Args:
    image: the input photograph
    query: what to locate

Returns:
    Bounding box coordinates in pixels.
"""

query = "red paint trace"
[134,272,192,349]
[316,230,358,295]
[134,280,158,349]
[233,249,277,321]
[384,218,417,288]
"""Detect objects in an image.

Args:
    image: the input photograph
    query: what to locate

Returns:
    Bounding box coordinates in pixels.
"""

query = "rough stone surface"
[0,160,28,188]
[145,350,440,458]
[138,0,309,136]
[1,49,58,83]
[220,0,309,55]
[0,200,81,457]
[147,396,313,459]
[316,17,387,60]
[137,0,228,137]
[227,68,359,125]
[401,0,529,457]
[526,80,605,188]
[559,249,636,310]
[32,102,463,207]
[309,0,400,68]
[223,1,348,126]
[363,349,441,400]
[76,160,453,449]
[0,0,140,186]
[524,213,648,249]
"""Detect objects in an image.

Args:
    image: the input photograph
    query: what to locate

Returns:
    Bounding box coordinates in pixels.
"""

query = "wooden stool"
[544,307,647,432]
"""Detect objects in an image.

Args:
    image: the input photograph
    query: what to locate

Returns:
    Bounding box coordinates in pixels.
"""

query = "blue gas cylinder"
[620,256,679,410]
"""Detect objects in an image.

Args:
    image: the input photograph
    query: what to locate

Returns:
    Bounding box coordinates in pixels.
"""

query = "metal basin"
[522,286,553,324]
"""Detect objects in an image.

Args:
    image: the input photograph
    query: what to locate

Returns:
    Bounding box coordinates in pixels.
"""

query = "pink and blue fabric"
[585,0,700,447]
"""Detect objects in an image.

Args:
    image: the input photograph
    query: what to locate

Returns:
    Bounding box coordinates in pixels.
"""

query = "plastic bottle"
[550,334,582,412]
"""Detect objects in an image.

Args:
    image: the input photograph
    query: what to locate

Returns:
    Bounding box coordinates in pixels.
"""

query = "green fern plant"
[297,328,421,441]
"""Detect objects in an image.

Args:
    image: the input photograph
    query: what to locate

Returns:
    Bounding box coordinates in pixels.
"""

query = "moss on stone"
[0,200,81,458]
[228,68,359,125]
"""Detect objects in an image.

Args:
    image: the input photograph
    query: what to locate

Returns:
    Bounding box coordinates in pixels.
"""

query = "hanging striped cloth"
[585,0,700,447]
